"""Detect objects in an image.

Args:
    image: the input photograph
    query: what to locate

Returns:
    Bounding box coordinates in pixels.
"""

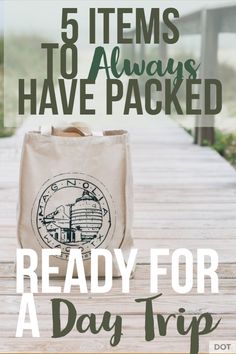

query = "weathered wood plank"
[0,278,235,296]
[0,262,235,280]
[3,226,236,240]
[0,314,235,338]
[0,337,230,353]
[133,228,236,239]
[1,238,236,263]
[0,294,235,315]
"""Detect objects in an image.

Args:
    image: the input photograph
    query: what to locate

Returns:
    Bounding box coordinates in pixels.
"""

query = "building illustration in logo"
[42,190,103,244]
[32,174,115,260]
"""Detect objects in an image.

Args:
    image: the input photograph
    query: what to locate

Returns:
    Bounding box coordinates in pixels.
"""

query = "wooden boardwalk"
[0,118,236,353]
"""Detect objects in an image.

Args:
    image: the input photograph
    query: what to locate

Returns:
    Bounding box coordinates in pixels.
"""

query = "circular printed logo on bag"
[31,173,116,260]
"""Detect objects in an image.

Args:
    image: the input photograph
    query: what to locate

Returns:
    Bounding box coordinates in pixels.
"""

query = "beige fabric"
[17,124,134,277]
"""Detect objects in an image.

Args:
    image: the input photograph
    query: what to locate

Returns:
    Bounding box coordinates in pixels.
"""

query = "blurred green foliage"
[213,130,236,166]
[0,37,15,137]
[0,38,11,137]
[0,35,60,137]
[0,37,3,64]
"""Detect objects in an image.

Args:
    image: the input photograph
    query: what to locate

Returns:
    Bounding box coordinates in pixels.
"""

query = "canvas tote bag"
[17,123,134,277]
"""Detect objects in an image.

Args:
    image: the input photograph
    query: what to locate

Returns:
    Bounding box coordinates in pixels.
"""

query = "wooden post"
[159,24,167,64]
[159,23,167,109]
[194,125,199,144]
[121,30,135,68]
[140,36,145,61]
[139,34,146,96]
[196,9,219,146]
[130,34,135,65]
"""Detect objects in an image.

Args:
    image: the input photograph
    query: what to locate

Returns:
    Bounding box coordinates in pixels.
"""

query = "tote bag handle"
[40,122,94,137]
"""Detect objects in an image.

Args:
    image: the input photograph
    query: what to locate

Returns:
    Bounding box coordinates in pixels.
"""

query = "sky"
[1,0,236,56]
[1,0,233,37]
[0,1,3,33]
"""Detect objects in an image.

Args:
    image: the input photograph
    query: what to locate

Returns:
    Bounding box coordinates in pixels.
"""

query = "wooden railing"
[122,3,236,146]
